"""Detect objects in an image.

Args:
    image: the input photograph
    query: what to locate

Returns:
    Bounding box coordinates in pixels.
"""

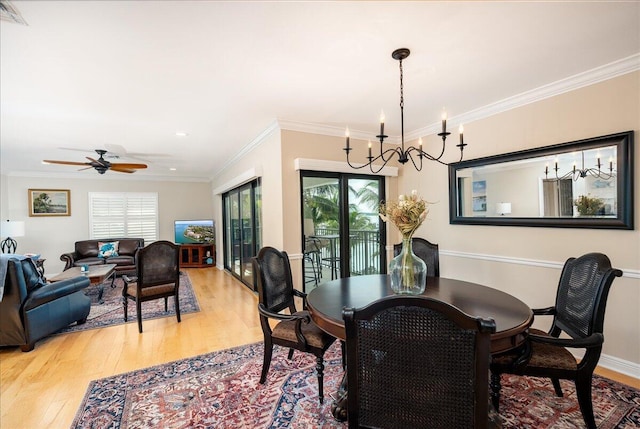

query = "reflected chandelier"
[344,48,466,173]
[544,151,615,181]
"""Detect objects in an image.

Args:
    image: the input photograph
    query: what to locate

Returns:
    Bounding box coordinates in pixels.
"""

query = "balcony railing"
[312,228,383,277]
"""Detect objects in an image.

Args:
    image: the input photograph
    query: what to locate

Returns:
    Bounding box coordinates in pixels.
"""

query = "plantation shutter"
[89,193,158,243]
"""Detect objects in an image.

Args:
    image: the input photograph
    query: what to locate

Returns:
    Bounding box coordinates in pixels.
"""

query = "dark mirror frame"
[448,131,634,229]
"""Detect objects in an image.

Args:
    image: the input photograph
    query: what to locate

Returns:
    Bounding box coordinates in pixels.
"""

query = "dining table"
[306,274,534,421]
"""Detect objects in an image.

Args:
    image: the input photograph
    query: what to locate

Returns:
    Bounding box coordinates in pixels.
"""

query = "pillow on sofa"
[98,241,119,258]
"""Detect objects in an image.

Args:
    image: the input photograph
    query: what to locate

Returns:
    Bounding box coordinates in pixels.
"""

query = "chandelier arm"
[404,150,424,172]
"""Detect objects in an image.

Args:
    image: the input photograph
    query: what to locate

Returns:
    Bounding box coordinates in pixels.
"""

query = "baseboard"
[598,353,640,380]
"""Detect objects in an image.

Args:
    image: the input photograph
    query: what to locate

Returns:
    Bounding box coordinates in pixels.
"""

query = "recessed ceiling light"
[169,167,177,171]
[175,132,188,137]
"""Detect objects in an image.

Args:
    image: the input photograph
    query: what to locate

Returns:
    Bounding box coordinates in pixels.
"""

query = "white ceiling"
[1,1,639,181]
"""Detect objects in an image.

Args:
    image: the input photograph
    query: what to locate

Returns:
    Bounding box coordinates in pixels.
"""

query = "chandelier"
[544,151,615,181]
[344,48,466,173]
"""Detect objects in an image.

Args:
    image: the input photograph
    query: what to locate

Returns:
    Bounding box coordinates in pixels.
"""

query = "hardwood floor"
[1,268,638,428]
[0,268,263,429]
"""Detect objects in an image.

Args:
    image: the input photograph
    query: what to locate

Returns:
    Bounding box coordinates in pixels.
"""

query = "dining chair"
[490,252,622,429]
[343,295,499,429]
[393,237,439,277]
[252,246,336,404]
[122,240,181,333]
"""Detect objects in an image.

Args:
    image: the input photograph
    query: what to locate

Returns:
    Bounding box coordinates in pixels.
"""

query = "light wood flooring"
[1,268,638,428]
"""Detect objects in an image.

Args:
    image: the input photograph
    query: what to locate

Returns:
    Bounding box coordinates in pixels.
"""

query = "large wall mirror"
[448,131,634,229]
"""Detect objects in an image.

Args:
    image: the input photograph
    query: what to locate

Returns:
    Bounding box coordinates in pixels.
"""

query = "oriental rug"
[58,273,199,334]
[72,342,640,429]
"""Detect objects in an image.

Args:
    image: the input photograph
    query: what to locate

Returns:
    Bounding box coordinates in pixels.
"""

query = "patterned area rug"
[58,273,199,334]
[72,342,640,429]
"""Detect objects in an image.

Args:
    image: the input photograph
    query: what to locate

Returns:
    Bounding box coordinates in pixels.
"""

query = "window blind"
[89,192,158,243]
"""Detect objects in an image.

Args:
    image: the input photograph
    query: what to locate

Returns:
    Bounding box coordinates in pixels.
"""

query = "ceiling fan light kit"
[43,149,148,174]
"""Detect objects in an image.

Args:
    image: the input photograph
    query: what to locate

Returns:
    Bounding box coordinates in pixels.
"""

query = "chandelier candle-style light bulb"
[343,48,466,173]
[345,127,350,151]
[459,125,464,145]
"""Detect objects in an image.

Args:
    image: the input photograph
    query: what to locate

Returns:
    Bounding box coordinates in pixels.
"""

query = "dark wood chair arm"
[532,306,556,316]
[122,275,137,284]
[258,303,310,323]
[258,303,310,348]
[529,332,604,349]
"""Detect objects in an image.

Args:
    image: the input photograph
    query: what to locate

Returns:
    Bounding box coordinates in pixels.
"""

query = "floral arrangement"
[379,190,429,239]
[575,195,604,216]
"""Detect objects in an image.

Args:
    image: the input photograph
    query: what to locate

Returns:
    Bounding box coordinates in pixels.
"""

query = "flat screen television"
[174,220,215,244]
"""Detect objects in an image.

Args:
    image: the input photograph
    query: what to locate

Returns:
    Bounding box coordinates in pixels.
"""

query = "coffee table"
[49,264,117,304]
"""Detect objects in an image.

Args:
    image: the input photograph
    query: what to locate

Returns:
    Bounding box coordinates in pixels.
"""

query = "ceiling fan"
[43,149,148,174]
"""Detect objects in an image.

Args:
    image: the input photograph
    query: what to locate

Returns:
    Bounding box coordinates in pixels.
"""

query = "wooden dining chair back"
[393,237,439,277]
[122,240,180,333]
[343,295,497,429]
[252,246,336,404]
[491,252,622,429]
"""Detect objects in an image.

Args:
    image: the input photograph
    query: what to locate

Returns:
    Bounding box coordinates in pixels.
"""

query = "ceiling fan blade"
[110,162,147,169]
[109,166,136,173]
[43,160,90,166]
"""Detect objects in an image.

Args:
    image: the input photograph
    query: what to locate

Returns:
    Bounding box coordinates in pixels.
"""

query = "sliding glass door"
[223,179,262,290]
[301,171,385,291]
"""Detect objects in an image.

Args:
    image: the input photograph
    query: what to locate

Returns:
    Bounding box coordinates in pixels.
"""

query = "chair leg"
[260,341,273,384]
[341,340,346,369]
[551,378,564,397]
[123,296,128,321]
[164,296,168,312]
[287,348,294,360]
[575,376,596,429]
[137,300,143,333]
[175,291,181,323]
[316,356,325,404]
[490,371,501,412]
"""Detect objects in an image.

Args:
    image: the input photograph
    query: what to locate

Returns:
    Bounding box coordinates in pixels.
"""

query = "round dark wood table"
[307,274,533,354]
[306,274,534,421]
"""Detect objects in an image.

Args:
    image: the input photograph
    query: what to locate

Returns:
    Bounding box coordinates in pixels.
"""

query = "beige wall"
[211,128,284,268]
[226,73,639,369]
[400,71,640,368]
[2,175,213,274]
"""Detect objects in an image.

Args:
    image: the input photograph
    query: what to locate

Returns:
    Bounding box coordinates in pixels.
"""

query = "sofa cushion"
[73,257,105,267]
[117,239,140,256]
[106,255,135,266]
[98,241,119,258]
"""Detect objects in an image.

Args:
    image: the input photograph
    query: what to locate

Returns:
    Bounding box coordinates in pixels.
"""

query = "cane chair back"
[344,296,496,429]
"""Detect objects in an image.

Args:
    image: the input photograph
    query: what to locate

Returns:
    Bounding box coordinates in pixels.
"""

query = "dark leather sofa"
[60,238,144,275]
[0,257,91,352]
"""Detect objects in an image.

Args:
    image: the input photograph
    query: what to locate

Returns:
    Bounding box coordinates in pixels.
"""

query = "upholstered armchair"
[0,256,91,351]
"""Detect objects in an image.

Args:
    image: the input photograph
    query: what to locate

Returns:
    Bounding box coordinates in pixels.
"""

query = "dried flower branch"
[379,190,429,238]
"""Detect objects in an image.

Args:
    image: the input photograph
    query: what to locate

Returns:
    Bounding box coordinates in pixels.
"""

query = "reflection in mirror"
[449,131,633,229]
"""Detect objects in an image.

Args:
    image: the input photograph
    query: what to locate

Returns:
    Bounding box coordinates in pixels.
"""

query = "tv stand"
[179,244,215,268]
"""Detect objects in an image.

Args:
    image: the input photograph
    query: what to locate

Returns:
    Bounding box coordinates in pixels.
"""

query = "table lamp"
[1,220,25,253]
[496,202,512,216]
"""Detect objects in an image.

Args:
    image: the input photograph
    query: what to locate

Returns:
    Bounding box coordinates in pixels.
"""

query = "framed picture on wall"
[28,189,71,217]
[472,180,487,212]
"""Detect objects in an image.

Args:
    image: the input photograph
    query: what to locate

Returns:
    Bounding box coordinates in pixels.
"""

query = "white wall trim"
[212,166,263,195]
[275,55,640,143]
[294,158,398,177]
[212,121,279,179]
[440,249,639,279]
[598,354,640,379]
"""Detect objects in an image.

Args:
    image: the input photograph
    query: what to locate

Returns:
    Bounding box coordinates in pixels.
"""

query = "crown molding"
[279,54,640,142]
